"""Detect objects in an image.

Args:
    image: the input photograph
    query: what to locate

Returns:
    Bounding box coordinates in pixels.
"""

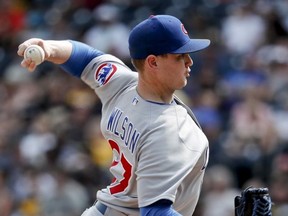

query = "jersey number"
[108,140,132,194]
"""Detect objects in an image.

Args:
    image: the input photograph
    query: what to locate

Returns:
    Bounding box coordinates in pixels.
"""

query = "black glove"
[235,186,272,216]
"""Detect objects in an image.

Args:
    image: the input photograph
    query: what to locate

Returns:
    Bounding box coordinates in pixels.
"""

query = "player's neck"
[137,79,174,104]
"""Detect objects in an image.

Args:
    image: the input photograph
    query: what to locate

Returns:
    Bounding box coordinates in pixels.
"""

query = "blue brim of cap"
[171,39,211,54]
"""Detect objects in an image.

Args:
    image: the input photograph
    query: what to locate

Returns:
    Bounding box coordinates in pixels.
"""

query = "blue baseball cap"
[129,15,210,59]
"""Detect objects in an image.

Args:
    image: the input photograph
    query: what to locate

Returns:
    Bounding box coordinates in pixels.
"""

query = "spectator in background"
[201,165,240,216]
[18,113,57,167]
[225,82,278,158]
[12,168,90,216]
[256,44,288,143]
[220,71,278,187]
[83,3,131,63]
[256,44,288,109]
[221,3,266,55]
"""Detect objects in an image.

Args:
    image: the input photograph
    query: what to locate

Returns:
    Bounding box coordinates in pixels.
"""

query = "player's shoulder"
[89,54,130,74]
[81,54,137,90]
[94,54,126,64]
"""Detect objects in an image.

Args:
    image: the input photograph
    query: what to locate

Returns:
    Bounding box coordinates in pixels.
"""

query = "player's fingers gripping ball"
[24,44,45,65]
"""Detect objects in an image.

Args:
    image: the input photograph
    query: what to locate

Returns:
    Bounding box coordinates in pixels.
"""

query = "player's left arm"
[140,200,182,216]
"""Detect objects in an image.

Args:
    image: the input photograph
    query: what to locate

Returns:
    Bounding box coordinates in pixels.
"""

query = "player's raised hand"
[17,38,50,72]
[17,38,73,72]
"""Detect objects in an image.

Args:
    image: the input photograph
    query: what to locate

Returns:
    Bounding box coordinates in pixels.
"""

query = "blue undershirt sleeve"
[140,200,182,216]
[60,40,104,78]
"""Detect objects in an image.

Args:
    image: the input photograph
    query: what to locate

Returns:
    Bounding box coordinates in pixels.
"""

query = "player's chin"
[183,80,188,87]
[177,80,188,89]
[175,75,189,89]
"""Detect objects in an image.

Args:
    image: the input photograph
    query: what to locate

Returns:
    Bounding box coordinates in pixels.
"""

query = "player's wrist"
[45,40,73,64]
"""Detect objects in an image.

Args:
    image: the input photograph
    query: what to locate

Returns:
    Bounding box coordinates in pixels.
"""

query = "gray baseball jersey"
[81,54,209,216]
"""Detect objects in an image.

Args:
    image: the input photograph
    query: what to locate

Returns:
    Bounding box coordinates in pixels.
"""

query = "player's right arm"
[18,38,138,104]
[17,38,104,74]
[18,38,73,72]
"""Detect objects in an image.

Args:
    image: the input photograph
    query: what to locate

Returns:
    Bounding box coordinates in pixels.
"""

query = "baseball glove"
[234,186,272,216]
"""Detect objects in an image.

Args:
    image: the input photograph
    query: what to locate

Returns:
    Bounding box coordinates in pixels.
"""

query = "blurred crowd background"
[0,0,288,215]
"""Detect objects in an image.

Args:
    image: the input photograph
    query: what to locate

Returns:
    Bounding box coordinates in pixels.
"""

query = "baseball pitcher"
[18,15,210,216]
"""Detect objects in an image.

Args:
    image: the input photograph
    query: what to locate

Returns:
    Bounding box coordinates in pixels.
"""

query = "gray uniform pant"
[81,202,127,216]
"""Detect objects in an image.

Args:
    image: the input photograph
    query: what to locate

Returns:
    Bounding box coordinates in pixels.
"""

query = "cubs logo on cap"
[181,24,188,35]
[95,63,117,86]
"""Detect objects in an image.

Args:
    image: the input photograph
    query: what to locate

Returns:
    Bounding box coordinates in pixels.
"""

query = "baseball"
[24,44,45,65]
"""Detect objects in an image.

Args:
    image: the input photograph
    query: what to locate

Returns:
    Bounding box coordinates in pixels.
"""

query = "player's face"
[157,53,193,90]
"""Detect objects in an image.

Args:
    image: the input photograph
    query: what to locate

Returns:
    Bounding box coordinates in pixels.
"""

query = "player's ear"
[146,55,158,69]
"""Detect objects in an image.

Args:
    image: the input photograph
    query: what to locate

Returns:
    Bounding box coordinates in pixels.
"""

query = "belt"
[95,202,108,215]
